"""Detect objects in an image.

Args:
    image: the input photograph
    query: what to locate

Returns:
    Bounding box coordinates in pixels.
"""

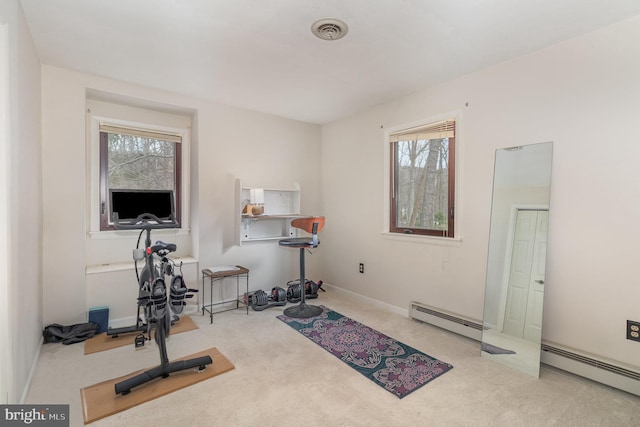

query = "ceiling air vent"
[311,18,349,41]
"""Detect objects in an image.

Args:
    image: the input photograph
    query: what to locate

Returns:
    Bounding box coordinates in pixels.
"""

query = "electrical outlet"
[359,263,364,274]
[627,320,640,342]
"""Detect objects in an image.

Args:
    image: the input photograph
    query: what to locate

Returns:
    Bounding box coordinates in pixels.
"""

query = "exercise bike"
[110,212,212,395]
[106,212,197,339]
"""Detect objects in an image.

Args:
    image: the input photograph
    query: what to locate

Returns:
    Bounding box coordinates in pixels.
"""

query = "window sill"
[88,228,190,240]
[381,232,462,247]
[86,256,198,275]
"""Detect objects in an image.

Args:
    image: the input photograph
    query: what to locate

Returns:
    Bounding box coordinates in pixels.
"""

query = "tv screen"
[110,189,175,223]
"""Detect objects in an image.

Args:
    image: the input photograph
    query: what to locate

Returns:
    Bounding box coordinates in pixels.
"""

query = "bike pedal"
[134,334,145,348]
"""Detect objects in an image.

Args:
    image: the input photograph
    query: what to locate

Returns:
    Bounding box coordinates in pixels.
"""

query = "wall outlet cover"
[627,320,640,342]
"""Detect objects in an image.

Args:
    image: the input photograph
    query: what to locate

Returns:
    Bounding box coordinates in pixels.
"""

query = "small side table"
[201,265,250,324]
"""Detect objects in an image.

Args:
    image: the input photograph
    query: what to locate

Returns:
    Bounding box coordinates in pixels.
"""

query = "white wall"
[0,0,42,403]
[194,103,323,286]
[41,66,321,326]
[320,16,640,368]
[0,13,9,405]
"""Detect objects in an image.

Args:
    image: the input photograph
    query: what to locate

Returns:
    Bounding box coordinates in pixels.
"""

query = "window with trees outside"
[99,124,182,230]
[390,118,455,237]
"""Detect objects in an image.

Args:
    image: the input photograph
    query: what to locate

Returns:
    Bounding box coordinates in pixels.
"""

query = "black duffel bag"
[43,322,99,345]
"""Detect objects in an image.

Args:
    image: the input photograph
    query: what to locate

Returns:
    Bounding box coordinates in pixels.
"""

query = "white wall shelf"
[235,180,300,245]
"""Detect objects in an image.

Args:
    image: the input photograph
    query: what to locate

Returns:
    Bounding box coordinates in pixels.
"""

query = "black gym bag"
[42,322,99,345]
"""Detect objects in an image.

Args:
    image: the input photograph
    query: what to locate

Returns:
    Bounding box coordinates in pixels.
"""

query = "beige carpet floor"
[26,286,640,426]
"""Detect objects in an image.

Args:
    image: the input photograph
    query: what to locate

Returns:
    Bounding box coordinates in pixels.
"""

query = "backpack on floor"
[43,322,99,345]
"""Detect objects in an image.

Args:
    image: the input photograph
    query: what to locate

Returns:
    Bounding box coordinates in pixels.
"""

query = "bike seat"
[151,241,177,254]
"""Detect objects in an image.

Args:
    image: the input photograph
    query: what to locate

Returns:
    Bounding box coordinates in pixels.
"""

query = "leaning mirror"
[481,142,553,378]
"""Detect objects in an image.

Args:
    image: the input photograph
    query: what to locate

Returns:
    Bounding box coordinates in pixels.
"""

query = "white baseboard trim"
[322,283,409,318]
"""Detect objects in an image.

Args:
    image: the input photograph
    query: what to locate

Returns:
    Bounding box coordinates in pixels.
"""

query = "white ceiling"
[19,0,640,124]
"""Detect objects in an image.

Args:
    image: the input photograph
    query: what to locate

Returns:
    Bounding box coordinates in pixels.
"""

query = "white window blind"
[99,123,182,143]
[389,118,455,142]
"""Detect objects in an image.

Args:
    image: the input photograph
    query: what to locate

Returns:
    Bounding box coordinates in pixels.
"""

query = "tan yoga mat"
[80,347,234,424]
[84,315,199,355]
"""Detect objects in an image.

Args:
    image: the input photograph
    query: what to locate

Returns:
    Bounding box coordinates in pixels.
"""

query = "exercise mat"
[278,306,453,398]
[80,347,234,424]
[84,315,199,355]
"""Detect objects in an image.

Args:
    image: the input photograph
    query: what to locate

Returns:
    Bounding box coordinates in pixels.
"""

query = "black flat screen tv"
[110,189,175,223]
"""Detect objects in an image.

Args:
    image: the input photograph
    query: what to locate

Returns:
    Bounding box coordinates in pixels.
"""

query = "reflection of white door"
[502,210,547,341]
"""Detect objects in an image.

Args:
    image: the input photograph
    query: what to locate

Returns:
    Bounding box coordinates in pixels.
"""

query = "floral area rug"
[277,305,453,398]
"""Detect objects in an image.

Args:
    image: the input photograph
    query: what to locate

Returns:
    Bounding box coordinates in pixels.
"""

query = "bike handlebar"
[113,213,179,230]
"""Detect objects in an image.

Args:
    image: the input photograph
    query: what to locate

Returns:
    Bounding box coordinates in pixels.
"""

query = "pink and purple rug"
[277,305,453,398]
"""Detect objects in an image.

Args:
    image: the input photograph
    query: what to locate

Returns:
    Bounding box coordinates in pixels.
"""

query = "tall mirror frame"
[481,142,553,378]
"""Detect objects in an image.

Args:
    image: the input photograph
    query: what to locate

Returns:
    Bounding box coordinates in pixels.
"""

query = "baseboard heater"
[409,301,483,341]
[409,301,640,397]
[541,342,640,397]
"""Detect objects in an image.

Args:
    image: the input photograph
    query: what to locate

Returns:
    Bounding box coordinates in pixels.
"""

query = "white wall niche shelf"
[235,180,301,245]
